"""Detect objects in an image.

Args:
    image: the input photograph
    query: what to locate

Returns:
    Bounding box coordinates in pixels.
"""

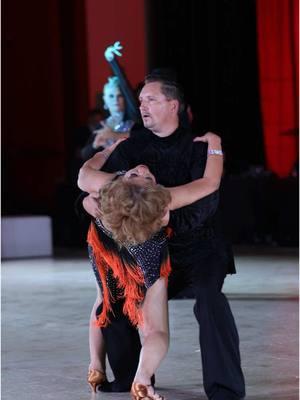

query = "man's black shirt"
[79,126,235,274]
[103,126,219,235]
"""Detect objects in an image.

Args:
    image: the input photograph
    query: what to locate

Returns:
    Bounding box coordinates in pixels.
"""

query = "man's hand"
[104,41,123,62]
[83,192,101,218]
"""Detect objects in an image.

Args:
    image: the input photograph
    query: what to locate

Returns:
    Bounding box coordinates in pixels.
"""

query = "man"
[81,75,245,400]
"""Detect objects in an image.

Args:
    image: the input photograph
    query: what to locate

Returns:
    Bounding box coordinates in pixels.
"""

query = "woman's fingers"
[107,137,127,152]
[193,132,221,144]
[193,136,207,142]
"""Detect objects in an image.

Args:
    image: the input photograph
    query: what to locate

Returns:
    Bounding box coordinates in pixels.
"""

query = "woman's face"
[124,165,156,185]
[103,85,125,115]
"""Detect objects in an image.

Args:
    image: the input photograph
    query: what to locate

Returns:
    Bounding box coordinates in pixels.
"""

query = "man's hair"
[98,178,171,245]
[144,72,185,114]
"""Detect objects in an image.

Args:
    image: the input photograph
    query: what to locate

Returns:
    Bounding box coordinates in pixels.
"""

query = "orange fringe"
[161,226,172,285]
[87,222,172,327]
[87,222,145,327]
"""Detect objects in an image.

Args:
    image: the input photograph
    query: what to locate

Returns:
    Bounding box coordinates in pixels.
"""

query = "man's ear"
[170,99,179,114]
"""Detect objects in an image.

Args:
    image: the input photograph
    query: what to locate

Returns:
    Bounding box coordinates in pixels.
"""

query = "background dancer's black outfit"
[95,126,245,399]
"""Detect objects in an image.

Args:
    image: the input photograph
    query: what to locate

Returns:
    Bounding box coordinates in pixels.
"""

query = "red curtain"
[256,0,299,177]
[84,0,146,109]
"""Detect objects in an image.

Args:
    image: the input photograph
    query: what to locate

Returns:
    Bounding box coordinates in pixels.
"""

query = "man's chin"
[142,120,152,129]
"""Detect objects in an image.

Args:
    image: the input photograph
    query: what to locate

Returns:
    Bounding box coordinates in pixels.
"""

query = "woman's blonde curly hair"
[98,178,171,245]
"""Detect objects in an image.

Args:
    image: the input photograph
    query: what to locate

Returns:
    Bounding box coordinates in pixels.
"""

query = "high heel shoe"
[87,369,107,393]
[131,383,165,400]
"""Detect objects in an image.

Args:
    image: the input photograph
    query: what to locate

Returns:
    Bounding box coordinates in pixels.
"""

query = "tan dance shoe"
[131,382,165,400]
[87,369,107,393]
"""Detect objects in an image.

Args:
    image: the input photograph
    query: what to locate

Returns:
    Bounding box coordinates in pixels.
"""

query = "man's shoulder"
[115,127,151,156]
[176,128,207,155]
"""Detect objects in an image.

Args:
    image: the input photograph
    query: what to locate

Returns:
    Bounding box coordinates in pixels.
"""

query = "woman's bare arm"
[168,133,223,211]
[77,139,126,193]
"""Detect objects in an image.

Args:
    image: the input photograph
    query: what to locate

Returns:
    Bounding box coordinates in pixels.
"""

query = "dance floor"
[2,246,299,400]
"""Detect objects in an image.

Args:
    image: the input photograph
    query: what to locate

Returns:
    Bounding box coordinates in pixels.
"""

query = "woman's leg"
[134,277,169,385]
[89,285,106,373]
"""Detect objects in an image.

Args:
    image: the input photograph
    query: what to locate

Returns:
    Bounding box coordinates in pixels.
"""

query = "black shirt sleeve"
[101,142,132,172]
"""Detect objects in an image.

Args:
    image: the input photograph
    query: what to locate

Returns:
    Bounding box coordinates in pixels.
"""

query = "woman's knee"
[140,326,169,346]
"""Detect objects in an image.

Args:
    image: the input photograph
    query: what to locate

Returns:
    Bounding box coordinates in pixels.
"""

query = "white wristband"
[208,149,223,156]
[101,151,111,160]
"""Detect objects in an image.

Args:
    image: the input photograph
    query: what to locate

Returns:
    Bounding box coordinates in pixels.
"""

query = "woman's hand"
[193,132,221,148]
[93,128,129,149]
[104,41,123,62]
[78,138,126,193]
[104,137,127,153]
[83,193,101,218]
[96,137,127,159]
[93,125,115,148]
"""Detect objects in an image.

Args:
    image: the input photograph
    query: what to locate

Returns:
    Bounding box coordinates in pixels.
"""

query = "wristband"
[112,170,127,181]
[101,151,111,160]
[208,149,223,156]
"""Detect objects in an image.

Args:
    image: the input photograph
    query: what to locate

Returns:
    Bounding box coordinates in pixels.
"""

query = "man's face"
[139,82,178,133]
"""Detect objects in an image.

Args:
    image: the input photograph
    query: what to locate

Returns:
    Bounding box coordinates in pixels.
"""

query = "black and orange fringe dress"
[87,218,171,327]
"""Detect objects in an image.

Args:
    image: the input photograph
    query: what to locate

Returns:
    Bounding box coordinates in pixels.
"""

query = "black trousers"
[98,302,141,392]
[100,236,245,399]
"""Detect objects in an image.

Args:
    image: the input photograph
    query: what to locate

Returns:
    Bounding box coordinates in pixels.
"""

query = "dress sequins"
[94,218,168,290]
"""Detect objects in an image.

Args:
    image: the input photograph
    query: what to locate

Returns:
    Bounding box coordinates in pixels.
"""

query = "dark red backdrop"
[2,0,146,213]
[2,0,298,216]
[256,0,299,177]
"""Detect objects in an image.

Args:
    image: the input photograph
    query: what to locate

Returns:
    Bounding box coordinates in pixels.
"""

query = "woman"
[78,133,223,399]
[80,76,135,161]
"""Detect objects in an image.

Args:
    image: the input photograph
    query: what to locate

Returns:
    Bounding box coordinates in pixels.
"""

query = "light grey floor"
[2,247,299,400]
